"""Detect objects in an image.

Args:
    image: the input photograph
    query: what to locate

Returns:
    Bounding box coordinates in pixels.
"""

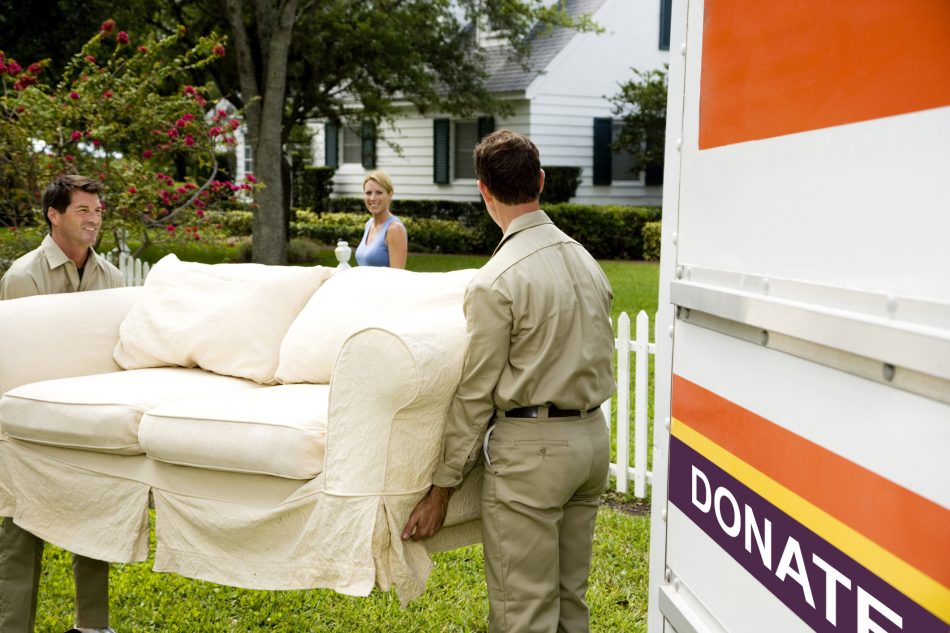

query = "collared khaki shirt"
[0,234,125,300]
[432,210,615,488]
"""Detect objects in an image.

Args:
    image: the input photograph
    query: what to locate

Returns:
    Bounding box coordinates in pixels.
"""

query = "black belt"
[501,405,596,419]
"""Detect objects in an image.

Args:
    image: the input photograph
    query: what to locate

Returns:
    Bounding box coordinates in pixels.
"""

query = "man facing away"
[402,130,615,633]
[0,175,124,632]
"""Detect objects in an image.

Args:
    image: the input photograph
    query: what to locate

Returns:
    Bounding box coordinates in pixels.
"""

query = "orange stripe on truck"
[699,0,950,149]
[671,374,950,589]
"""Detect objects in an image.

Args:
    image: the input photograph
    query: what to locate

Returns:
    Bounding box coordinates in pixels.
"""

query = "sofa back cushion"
[276,267,475,384]
[114,255,333,384]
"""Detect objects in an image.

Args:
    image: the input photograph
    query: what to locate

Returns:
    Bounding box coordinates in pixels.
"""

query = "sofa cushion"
[276,267,475,384]
[0,368,262,455]
[138,384,330,479]
[114,254,333,384]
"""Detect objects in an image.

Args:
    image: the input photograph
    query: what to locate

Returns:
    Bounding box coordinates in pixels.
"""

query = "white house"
[239,0,672,205]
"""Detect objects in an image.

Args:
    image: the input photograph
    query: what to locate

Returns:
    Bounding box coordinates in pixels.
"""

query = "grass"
[35,510,650,632]
[4,237,660,631]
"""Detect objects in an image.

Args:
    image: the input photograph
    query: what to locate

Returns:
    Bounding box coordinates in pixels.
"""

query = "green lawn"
[5,241,658,631]
[35,509,650,632]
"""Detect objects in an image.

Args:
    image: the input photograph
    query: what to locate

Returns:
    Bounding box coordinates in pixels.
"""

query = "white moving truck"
[647,1,949,632]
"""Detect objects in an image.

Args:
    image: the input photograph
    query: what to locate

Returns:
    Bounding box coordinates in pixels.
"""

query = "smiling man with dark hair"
[0,174,124,632]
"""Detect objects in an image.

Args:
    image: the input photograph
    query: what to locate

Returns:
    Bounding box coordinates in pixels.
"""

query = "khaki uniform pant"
[481,411,609,633]
[0,517,109,632]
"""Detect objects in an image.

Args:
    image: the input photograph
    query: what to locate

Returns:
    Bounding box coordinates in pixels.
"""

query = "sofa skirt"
[0,437,467,604]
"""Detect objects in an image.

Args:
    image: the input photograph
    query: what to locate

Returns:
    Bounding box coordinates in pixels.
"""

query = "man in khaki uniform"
[0,175,124,633]
[403,130,614,632]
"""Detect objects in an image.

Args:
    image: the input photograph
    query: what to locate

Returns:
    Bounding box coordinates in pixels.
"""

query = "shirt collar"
[492,209,553,256]
[40,233,98,270]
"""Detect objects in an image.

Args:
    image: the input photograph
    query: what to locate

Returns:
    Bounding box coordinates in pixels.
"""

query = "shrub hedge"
[539,166,582,204]
[642,221,662,261]
[212,210,254,236]
[293,166,336,212]
[328,197,500,252]
[545,204,660,260]
[222,199,661,260]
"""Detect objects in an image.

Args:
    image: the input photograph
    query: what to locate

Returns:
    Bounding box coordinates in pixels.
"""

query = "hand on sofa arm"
[401,485,454,541]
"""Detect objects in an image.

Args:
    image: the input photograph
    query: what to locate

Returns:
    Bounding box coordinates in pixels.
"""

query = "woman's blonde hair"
[363,170,394,195]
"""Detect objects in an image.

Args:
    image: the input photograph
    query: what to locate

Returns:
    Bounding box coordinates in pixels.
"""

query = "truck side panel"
[649,2,950,632]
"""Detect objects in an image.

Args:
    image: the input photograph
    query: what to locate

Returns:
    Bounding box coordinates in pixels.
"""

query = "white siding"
[529,0,669,101]
[526,0,669,205]
[320,0,669,206]
[529,94,662,205]
[330,101,531,203]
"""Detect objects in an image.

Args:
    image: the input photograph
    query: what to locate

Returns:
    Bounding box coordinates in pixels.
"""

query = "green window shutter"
[659,0,673,51]
[325,122,339,168]
[477,116,495,141]
[433,118,450,184]
[361,121,377,169]
[593,117,613,186]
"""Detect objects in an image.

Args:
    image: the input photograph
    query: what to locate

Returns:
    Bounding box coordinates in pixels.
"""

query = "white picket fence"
[601,310,656,498]
[104,249,150,287]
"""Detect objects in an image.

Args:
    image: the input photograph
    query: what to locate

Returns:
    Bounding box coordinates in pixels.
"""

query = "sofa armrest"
[324,316,467,496]
[0,286,142,396]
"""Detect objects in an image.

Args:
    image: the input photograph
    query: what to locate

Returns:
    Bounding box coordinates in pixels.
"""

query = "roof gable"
[484,0,609,93]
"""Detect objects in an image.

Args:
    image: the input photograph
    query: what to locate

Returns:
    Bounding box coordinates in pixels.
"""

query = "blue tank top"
[355,215,403,267]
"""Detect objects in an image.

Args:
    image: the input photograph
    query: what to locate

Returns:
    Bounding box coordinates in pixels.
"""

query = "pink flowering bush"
[0,22,257,257]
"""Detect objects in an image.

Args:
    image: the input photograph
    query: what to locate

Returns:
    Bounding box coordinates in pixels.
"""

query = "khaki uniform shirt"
[0,234,125,300]
[432,210,615,488]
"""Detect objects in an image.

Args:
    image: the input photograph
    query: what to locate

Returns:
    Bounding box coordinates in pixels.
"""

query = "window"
[360,121,377,169]
[592,117,639,185]
[342,126,362,164]
[454,121,479,180]
[243,142,254,176]
[611,121,639,181]
[659,0,673,51]
[434,116,495,184]
[324,121,376,169]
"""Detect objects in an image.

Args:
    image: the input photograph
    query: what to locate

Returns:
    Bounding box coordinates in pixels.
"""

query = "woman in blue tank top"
[355,171,408,268]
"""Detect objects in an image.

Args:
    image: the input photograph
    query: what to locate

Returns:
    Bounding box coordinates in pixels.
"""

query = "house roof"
[484,0,609,93]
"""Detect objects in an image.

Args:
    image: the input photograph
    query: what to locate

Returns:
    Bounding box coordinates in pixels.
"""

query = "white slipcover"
[114,255,333,384]
[139,384,330,479]
[276,267,474,384]
[0,265,483,604]
[0,368,261,454]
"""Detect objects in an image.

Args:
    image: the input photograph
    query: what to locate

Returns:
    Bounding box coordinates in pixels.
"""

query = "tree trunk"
[223,0,298,265]
[251,118,288,264]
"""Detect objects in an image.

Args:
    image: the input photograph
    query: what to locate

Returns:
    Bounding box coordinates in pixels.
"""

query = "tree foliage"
[4,1,597,264]
[0,21,256,259]
[117,0,596,264]
[0,0,119,78]
[610,65,668,172]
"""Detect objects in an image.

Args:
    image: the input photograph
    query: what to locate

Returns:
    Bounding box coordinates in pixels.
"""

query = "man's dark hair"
[473,129,542,205]
[42,175,103,229]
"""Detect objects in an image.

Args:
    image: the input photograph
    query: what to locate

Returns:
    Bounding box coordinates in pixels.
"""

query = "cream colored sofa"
[0,255,483,603]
